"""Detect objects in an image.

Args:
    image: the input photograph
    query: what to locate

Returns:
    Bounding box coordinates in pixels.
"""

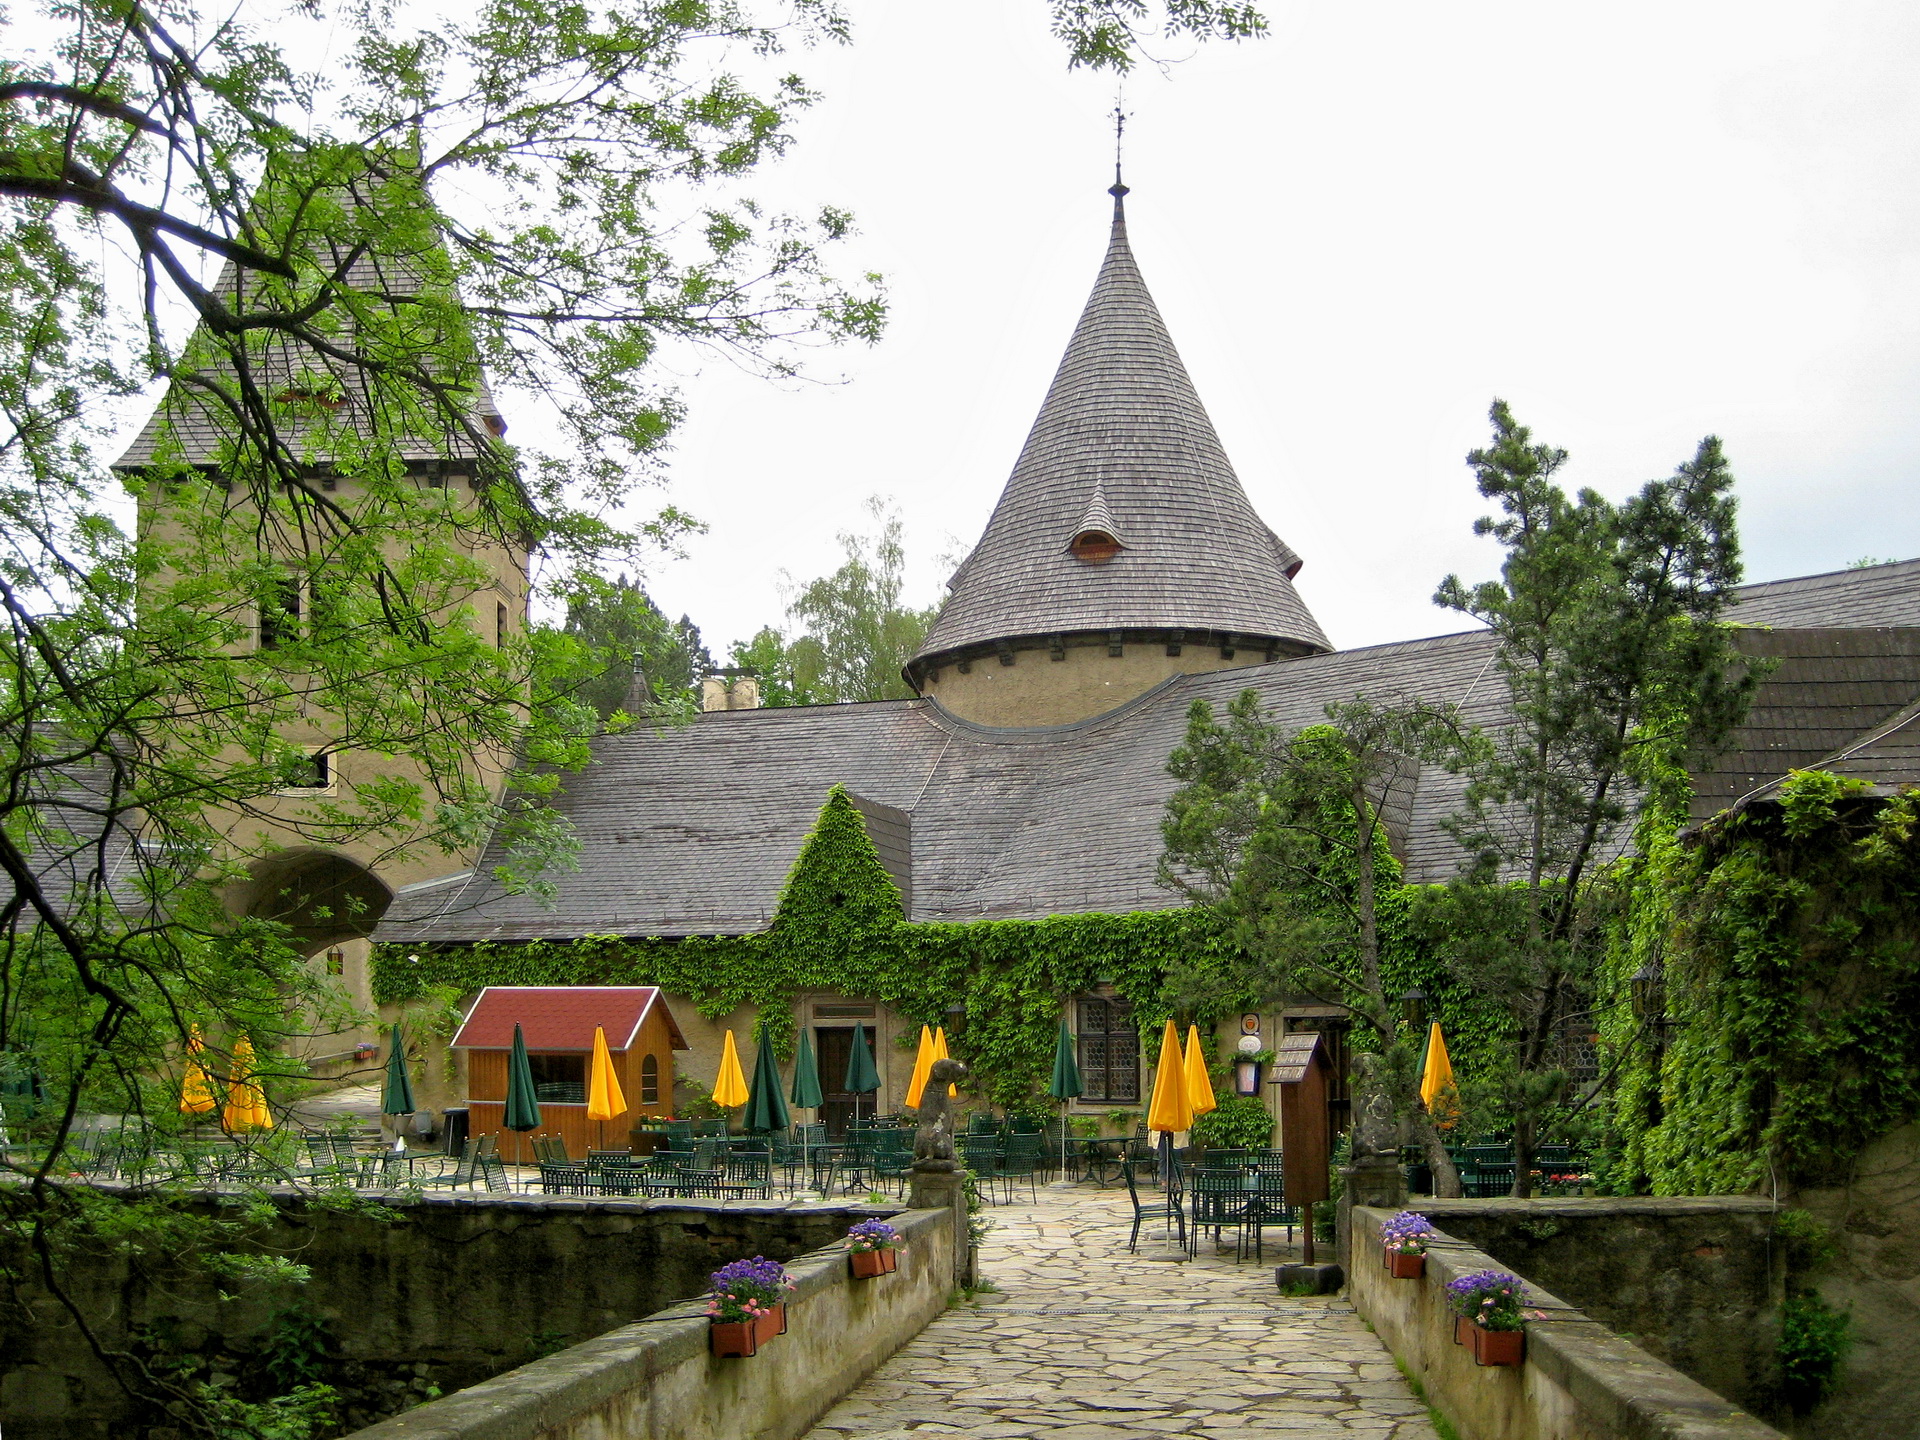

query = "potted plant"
[847,1219,902,1278]
[1445,1270,1528,1366]
[705,1256,794,1356]
[1381,1211,1436,1279]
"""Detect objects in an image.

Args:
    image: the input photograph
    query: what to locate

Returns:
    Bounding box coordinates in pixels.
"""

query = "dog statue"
[911,1057,971,1171]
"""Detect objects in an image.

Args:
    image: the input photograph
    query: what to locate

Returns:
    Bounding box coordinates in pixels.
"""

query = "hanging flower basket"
[1381,1211,1437,1279]
[704,1257,794,1358]
[1387,1249,1426,1279]
[851,1247,898,1278]
[1469,1321,1525,1367]
[847,1219,903,1279]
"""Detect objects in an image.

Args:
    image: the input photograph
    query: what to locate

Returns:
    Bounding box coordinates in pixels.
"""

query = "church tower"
[907,182,1329,726]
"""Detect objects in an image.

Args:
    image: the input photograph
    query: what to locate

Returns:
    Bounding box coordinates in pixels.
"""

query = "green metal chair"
[1123,1160,1185,1252]
[1001,1133,1043,1203]
[957,1135,1007,1204]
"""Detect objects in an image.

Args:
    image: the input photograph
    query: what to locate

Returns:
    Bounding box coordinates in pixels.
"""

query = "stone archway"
[235,848,393,957]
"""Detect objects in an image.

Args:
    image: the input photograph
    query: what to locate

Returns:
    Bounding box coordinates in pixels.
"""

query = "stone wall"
[1407,1196,1785,1418]
[0,1186,904,1438]
[1349,1205,1786,1440]
[1791,1120,1920,1440]
[341,1203,956,1440]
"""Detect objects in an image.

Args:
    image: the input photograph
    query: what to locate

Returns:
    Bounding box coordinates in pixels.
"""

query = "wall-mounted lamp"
[1401,986,1429,1034]
[1233,1033,1264,1095]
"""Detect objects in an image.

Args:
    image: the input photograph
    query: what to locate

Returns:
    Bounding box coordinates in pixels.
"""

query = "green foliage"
[1191,1093,1274,1149]
[1773,1209,1839,1269]
[559,575,710,724]
[197,1383,338,1440]
[729,499,937,706]
[1779,1294,1850,1412]
[377,786,1234,1107]
[259,1305,333,1392]
[1604,778,1920,1192]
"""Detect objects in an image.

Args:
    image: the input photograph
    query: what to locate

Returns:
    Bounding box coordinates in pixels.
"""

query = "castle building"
[373,185,1920,1128]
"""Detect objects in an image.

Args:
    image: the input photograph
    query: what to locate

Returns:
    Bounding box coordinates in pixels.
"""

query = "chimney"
[700,669,761,712]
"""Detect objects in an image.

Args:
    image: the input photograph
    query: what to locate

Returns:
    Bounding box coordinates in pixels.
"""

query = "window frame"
[1075,996,1141,1104]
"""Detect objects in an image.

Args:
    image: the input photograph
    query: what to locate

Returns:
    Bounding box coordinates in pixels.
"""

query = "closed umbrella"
[1048,1019,1083,1179]
[1183,1025,1218,1123]
[844,1023,880,1125]
[223,1036,272,1133]
[180,1025,216,1116]
[931,1026,957,1097]
[504,1022,542,1131]
[789,1028,824,1109]
[713,1029,749,1109]
[905,1025,937,1111]
[586,1025,627,1123]
[743,1027,790,1133]
[1420,1022,1462,1130]
[1145,1020,1191,1191]
[382,1024,416,1119]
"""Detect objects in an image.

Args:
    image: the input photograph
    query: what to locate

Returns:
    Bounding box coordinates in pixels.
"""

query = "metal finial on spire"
[1109,95,1130,199]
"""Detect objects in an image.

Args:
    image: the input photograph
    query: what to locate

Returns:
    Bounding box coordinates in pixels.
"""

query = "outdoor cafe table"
[1187,1165,1291,1261]
[1065,1136,1130,1187]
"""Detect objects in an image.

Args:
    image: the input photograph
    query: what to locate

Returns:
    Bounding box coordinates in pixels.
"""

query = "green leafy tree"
[560,574,712,723]
[1420,400,1754,1196]
[730,498,937,705]
[1160,692,1470,1196]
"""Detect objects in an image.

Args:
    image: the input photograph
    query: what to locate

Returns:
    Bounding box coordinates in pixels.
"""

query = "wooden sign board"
[1272,1030,1332,1205]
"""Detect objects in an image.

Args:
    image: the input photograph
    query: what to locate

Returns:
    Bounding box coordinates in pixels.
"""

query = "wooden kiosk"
[1270,1029,1334,1261]
[450,986,688,1163]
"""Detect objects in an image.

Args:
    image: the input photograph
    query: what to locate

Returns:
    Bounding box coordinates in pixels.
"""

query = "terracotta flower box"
[851,1248,898,1279]
[1386,1249,1425,1279]
[755,1303,787,1344]
[1469,1322,1525,1367]
[709,1320,759,1357]
[1453,1314,1471,1347]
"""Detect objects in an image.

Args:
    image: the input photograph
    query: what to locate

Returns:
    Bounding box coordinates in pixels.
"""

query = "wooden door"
[815,1026,858,1137]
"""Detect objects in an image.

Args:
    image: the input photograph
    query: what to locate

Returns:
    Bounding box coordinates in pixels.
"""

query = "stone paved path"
[806,1188,1439,1440]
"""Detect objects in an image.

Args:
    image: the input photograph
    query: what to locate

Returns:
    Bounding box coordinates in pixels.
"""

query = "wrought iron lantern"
[1401,986,1429,1034]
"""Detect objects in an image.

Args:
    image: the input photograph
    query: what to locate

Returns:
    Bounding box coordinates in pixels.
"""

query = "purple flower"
[847,1219,901,1252]
[707,1255,794,1323]
[1445,1270,1527,1330]
[1381,1210,1437,1254]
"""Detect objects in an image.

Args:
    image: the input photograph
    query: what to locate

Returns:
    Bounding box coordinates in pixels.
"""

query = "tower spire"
[1110,96,1130,209]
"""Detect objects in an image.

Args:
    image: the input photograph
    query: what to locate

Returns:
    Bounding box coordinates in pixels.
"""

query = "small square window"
[325,948,345,976]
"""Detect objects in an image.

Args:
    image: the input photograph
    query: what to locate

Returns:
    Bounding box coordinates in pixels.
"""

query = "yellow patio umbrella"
[586,1025,628,1122]
[905,1025,937,1110]
[931,1026,957,1097]
[1145,1020,1193,1135]
[713,1029,750,1109]
[223,1036,272,1132]
[1183,1025,1218,1120]
[1419,1022,1462,1129]
[179,1025,216,1116]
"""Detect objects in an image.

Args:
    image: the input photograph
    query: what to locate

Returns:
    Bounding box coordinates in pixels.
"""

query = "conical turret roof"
[913,188,1329,666]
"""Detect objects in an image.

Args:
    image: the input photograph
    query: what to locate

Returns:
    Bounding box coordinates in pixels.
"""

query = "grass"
[1392,1354,1464,1440]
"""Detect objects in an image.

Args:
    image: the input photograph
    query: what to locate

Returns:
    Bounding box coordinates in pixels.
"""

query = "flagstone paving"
[804,1188,1439,1440]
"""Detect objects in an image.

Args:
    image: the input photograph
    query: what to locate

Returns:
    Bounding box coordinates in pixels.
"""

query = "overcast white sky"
[602,0,1920,657]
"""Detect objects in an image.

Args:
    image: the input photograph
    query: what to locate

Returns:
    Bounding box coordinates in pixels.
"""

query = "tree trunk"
[1411,1104,1464,1198]
[1510,1111,1535,1198]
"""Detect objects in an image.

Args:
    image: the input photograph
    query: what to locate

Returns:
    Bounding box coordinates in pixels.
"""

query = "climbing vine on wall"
[375,785,1515,1107]
[1601,771,1920,1193]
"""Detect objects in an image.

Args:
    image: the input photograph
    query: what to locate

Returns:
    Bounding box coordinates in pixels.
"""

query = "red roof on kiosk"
[450,986,688,1052]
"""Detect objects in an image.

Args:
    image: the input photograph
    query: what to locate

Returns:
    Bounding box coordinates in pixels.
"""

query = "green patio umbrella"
[1048,1019,1082,1179]
[743,1028,791,1134]
[844,1023,880,1126]
[789,1028,824,1110]
[504,1022,542,1132]
[381,1024,417,1118]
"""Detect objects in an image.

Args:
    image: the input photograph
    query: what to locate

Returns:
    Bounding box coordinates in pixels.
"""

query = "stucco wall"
[918,637,1289,727]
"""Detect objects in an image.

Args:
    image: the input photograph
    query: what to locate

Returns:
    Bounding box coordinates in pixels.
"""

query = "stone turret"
[906,183,1329,727]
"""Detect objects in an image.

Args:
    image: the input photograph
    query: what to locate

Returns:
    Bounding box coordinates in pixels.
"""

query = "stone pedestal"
[1337,1160,1406,1271]
[1274,1262,1345,1295]
[908,1164,972,1286]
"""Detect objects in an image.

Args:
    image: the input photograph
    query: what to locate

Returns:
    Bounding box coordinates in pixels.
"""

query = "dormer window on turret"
[1066,484,1125,564]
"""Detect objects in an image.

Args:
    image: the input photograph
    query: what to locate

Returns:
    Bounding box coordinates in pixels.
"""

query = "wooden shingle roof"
[912,191,1329,667]
[377,561,1920,944]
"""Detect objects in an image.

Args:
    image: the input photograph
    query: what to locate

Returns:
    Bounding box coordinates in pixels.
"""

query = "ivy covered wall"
[1602,771,1920,1194]
[375,786,1501,1107]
